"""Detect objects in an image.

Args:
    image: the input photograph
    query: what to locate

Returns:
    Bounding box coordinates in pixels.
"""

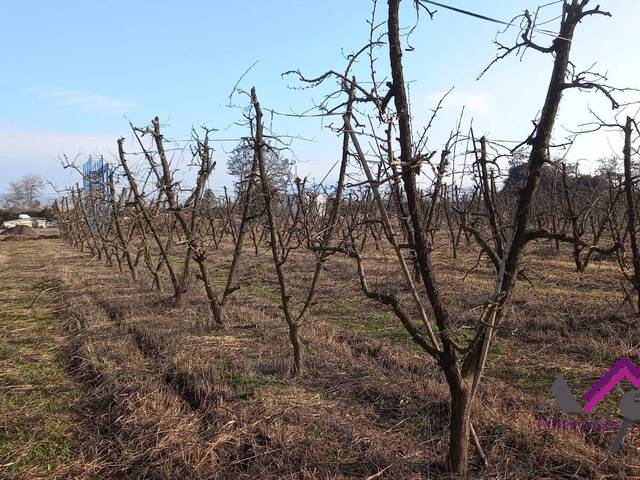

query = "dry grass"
[1,237,639,478]
[0,242,80,479]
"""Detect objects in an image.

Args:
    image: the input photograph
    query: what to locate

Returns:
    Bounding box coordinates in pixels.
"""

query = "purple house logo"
[551,357,640,453]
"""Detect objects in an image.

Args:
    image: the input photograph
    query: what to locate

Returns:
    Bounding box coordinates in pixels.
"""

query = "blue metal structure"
[82,155,109,192]
[81,155,111,231]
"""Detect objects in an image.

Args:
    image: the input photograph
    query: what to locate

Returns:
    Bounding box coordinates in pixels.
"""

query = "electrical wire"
[421,0,570,41]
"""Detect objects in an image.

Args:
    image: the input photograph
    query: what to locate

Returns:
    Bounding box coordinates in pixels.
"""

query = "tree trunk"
[196,256,225,328]
[251,87,303,374]
[289,322,303,375]
[623,116,640,312]
[447,383,472,476]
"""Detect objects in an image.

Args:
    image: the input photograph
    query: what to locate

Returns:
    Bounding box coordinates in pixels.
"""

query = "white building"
[2,214,48,229]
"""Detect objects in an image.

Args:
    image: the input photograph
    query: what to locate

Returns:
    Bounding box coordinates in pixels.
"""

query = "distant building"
[2,213,48,229]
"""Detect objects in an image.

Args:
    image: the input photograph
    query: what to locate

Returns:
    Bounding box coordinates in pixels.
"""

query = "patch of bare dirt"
[0,225,59,241]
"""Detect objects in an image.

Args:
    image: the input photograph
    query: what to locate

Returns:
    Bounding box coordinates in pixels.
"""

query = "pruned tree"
[250,84,354,374]
[285,0,621,474]
[131,117,225,327]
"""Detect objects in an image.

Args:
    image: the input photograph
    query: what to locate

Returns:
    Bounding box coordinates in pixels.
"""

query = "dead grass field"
[1,238,639,479]
[0,241,80,478]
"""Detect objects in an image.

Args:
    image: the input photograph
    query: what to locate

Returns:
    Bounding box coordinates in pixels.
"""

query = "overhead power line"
[421,0,569,40]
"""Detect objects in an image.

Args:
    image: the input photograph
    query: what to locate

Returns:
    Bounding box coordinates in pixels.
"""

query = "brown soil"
[0,225,40,236]
[0,225,59,241]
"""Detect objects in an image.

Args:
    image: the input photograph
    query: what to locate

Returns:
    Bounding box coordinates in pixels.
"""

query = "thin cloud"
[0,122,120,193]
[29,86,134,112]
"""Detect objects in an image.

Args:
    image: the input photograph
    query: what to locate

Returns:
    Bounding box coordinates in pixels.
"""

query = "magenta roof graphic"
[550,357,640,453]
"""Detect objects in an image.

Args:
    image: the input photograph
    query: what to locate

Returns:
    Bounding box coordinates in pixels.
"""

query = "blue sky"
[1,1,639,199]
